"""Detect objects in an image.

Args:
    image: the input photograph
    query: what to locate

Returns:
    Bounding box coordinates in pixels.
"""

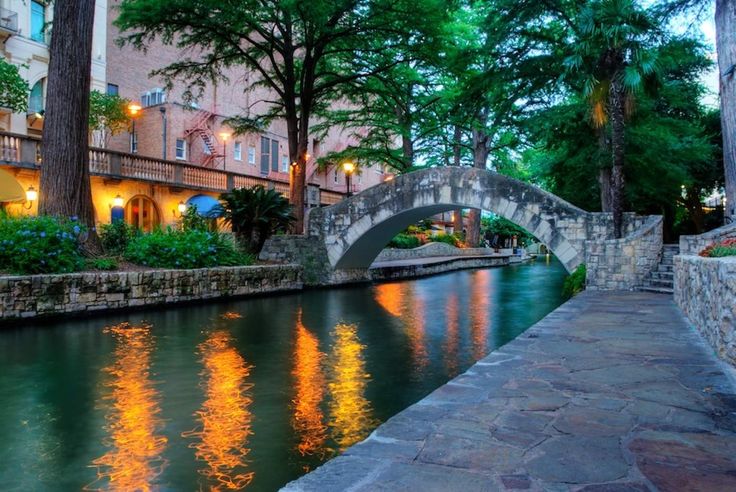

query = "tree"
[89,90,131,148]
[38,0,99,253]
[216,185,295,254]
[116,0,447,232]
[0,59,29,113]
[564,0,660,238]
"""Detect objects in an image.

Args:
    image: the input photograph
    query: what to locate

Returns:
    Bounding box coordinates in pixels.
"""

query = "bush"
[700,238,736,258]
[178,204,211,232]
[430,232,462,247]
[0,214,85,274]
[388,233,422,249]
[124,228,253,269]
[86,257,119,271]
[563,264,586,298]
[99,220,138,255]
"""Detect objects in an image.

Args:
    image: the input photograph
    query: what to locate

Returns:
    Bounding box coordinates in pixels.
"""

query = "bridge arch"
[307,167,591,273]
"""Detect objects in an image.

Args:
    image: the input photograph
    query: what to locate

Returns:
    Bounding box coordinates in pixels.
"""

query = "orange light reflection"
[374,283,403,317]
[375,283,428,376]
[291,311,329,462]
[328,323,376,451]
[183,330,254,490]
[469,270,491,360]
[443,293,461,377]
[88,323,167,492]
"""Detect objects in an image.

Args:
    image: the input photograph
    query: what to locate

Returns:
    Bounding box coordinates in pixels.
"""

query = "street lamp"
[113,194,124,208]
[219,132,230,171]
[24,186,38,209]
[174,201,187,217]
[127,103,142,153]
[342,161,355,197]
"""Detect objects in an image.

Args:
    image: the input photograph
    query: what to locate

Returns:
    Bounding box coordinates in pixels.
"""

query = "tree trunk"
[716,0,736,220]
[609,80,626,239]
[467,126,490,247]
[597,128,612,212]
[38,0,100,253]
[451,125,464,236]
[289,126,308,234]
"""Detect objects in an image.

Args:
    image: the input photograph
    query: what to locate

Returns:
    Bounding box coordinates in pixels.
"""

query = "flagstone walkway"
[282,291,736,491]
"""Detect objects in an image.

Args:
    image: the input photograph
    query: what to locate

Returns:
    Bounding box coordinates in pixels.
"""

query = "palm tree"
[565,0,660,238]
[216,186,295,254]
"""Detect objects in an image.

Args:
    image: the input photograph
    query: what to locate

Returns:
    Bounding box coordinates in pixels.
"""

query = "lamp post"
[343,161,355,197]
[219,132,230,171]
[127,103,141,153]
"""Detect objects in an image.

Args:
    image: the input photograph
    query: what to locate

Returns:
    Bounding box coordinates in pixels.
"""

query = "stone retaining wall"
[374,242,501,262]
[0,264,303,322]
[370,256,509,281]
[679,223,736,255]
[674,255,736,367]
[585,216,662,290]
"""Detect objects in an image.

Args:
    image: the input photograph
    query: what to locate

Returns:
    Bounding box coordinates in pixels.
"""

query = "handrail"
[0,131,347,202]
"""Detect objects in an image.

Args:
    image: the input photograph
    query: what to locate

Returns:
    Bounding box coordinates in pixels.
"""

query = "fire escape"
[184,110,224,168]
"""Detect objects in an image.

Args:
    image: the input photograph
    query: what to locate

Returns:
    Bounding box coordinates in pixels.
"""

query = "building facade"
[1,0,390,229]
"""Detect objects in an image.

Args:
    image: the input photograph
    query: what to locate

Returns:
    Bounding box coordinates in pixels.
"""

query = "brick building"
[1,0,390,229]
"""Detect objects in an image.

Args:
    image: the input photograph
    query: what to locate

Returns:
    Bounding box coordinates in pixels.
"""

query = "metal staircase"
[184,110,224,168]
[638,244,679,294]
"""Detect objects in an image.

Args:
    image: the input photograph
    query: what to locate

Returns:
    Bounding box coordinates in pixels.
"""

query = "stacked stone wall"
[374,243,501,262]
[674,255,736,367]
[0,265,302,321]
[585,216,663,290]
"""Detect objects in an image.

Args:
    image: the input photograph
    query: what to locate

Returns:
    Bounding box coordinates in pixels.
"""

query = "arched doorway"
[125,195,160,232]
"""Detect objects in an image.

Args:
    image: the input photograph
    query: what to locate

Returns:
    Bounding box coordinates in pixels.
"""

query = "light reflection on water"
[182,327,254,490]
[87,323,167,492]
[0,262,567,491]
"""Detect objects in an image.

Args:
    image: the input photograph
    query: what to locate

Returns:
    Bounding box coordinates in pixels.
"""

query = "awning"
[0,168,25,203]
[186,194,222,217]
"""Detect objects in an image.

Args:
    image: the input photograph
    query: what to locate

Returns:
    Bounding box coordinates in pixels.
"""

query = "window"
[247,145,256,165]
[281,156,288,173]
[175,139,186,160]
[259,136,280,174]
[28,79,44,114]
[141,88,166,107]
[130,132,138,153]
[234,141,242,161]
[107,83,119,96]
[30,1,45,43]
[124,195,160,233]
[334,170,339,183]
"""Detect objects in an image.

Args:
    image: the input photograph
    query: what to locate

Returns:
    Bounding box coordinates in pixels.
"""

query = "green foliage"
[700,239,736,258]
[124,228,251,269]
[86,257,119,271]
[430,232,462,247]
[99,220,139,255]
[388,233,422,249]
[89,90,131,147]
[482,216,535,246]
[216,186,294,254]
[0,59,29,113]
[0,214,85,274]
[178,204,210,232]
[563,264,587,298]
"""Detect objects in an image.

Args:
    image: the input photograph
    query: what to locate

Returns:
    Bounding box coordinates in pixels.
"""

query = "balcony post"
[174,162,184,185]
[226,173,234,191]
[20,139,38,165]
[110,153,122,176]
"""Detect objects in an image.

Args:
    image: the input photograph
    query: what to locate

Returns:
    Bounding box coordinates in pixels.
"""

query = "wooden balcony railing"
[0,131,347,205]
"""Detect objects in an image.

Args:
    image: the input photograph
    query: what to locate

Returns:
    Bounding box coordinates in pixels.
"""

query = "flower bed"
[699,238,736,258]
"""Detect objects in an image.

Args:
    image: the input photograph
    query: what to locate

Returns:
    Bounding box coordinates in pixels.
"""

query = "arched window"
[124,195,160,232]
[28,79,44,114]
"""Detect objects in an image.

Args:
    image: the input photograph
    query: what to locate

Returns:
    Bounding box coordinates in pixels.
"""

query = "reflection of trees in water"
[469,270,491,360]
[291,310,330,464]
[88,323,167,492]
[183,330,254,491]
[443,292,461,377]
[327,323,377,451]
[374,282,428,377]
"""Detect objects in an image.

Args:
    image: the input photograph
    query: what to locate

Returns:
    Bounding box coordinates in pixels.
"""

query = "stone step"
[643,278,674,288]
[650,271,674,280]
[656,264,674,273]
[638,285,674,295]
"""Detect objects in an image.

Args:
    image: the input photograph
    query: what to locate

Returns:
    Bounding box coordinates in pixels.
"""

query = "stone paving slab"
[282,291,736,492]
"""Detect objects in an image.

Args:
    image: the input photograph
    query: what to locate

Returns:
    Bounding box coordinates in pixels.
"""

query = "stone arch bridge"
[261,167,664,288]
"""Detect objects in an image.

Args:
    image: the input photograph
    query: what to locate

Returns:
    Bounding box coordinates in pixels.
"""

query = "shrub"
[178,204,211,232]
[700,238,736,258]
[124,228,253,269]
[563,264,586,298]
[0,214,85,274]
[99,220,138,255]
[388,233,421,249]
[86,257,119,271]
[430,232,462,247]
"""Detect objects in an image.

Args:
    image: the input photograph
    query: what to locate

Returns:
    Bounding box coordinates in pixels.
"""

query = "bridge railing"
[0,131,347,203]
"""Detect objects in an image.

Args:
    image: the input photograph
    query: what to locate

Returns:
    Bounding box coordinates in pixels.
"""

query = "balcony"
[0,131,346,206]
[0,7,18,39]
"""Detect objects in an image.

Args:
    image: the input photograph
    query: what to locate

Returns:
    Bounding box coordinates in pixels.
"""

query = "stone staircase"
[638,244,679,294]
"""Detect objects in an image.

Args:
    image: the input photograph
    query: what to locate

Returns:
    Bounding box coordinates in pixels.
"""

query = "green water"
[0,260,566,491]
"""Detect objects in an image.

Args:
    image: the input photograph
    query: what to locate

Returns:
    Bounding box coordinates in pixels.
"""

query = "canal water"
[0,260,566,491]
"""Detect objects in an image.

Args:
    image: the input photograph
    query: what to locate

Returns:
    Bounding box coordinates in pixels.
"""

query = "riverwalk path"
[283,291,736,491]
